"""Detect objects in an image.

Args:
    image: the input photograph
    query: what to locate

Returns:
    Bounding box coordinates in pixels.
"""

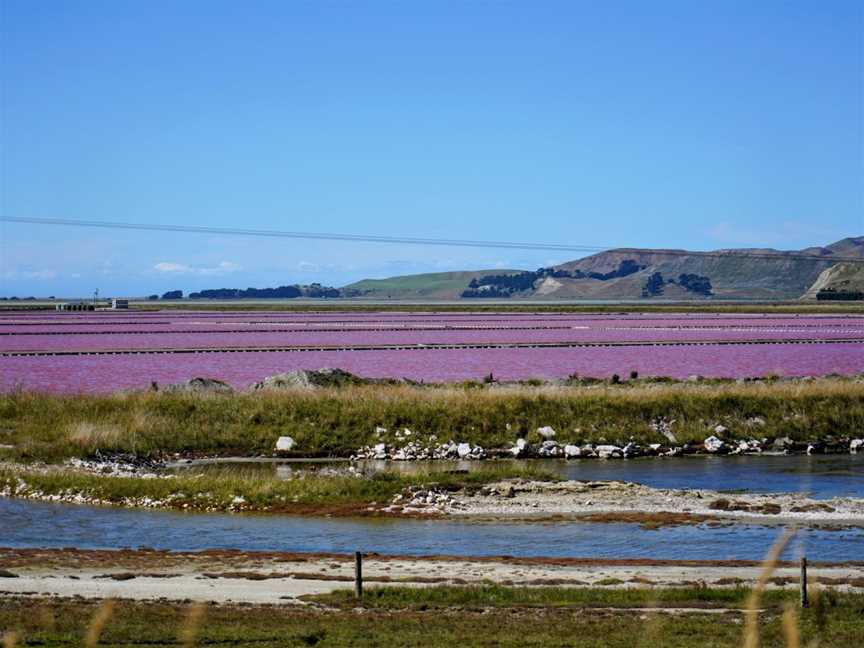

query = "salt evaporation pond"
[1,311,863,392]
[2,498,862,561]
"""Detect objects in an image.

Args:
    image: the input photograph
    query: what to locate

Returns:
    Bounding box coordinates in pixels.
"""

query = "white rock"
[714,425,729,436]
[704,436,726,453]
[457,442,472,458]
[275,436,296,452]
[537,426,557,439]
[510,438,528,457]
[622,442,640,458]
[538,440,561,457]
[564,444,581,458]
[660,430,678,444]
[373,442,388,459]
[851,439,864,453]
[596,445,622,459]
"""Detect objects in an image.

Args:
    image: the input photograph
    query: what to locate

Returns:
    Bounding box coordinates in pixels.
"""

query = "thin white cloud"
[2,269,58,280]
[153,261,242,276]
[297,261,320,272]
[154,262,191,273]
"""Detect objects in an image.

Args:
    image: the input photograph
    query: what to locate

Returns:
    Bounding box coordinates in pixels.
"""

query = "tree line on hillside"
[816,288,864,301]
[642,272,713,298]
[146,285,358,300]
[461,260,648,298]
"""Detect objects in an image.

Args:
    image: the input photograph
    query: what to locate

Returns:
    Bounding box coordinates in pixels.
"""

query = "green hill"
[345,270,522,299]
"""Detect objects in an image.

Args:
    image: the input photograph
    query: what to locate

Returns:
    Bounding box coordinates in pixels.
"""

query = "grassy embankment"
[0,463,556,514]
[1,380,862,462]
[308,583,835,609]
[1,588,862,647]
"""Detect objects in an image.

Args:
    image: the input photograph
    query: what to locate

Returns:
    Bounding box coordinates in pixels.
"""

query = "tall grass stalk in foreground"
[781,602,800,648]
[178,602,207,647]
[83,599,114,648]
[742,529,795,648]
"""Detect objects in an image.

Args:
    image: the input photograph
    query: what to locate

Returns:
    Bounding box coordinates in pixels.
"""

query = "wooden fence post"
[355,551,363,599]
[800,556,808,608]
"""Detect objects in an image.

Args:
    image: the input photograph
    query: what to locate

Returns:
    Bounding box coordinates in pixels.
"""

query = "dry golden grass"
[83,599,115,648]
[178,601,207,647]
[742,529,795,648]
[781,602,801,648]
[1,631,18,648]
[65,422,126,451]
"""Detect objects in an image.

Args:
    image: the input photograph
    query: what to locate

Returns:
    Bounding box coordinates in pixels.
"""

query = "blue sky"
[1,1,861,297]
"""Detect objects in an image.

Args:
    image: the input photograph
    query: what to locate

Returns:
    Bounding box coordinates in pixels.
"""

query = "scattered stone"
[649,418,677,444]
[622,442,640,458]
[596,445,622,459]
[851,439,863,453]
[807,442,824,456]
[274,436,295,452]
[250,368,369,391]
[537,440,562,458]
[703,436,726,453]
[536,426,557,440]
[714,425,729,436]
[563,444,581,458]
[772,437,794,452]
[732,439,762,455]
[163,377,233,394]
[510,438,529,458]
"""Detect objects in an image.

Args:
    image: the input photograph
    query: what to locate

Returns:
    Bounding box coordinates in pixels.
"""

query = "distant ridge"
[346,237,864,301]
[164,237,864,301]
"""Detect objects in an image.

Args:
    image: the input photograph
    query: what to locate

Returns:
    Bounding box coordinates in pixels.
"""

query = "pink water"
[1,311,862,392]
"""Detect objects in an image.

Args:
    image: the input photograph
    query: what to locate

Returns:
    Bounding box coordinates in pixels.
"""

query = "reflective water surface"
[2,498,862,562]
[173,454,864,500]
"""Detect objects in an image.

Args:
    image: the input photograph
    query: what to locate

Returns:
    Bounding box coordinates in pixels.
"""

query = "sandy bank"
[400,479,864,526]
[1,548,862,605]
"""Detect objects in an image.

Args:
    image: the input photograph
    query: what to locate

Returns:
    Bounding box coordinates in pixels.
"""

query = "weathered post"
[800,556,809,608]
[355,551,363,599]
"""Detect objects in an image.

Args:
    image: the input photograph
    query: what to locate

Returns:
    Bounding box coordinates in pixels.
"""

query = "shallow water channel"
[4,456,864,562]
[173,454,864,500]
[2,498,862,562]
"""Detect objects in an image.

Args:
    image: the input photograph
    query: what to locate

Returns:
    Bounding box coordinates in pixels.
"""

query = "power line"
[2,216,862,263]
[2,216,606,254]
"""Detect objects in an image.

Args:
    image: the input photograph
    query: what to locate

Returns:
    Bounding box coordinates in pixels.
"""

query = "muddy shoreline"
[4,457,863,526]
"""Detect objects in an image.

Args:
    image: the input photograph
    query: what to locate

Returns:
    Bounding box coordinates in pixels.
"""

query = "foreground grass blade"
[742,528,795,648]
[178,601,207,647]
[83,599,115,648]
